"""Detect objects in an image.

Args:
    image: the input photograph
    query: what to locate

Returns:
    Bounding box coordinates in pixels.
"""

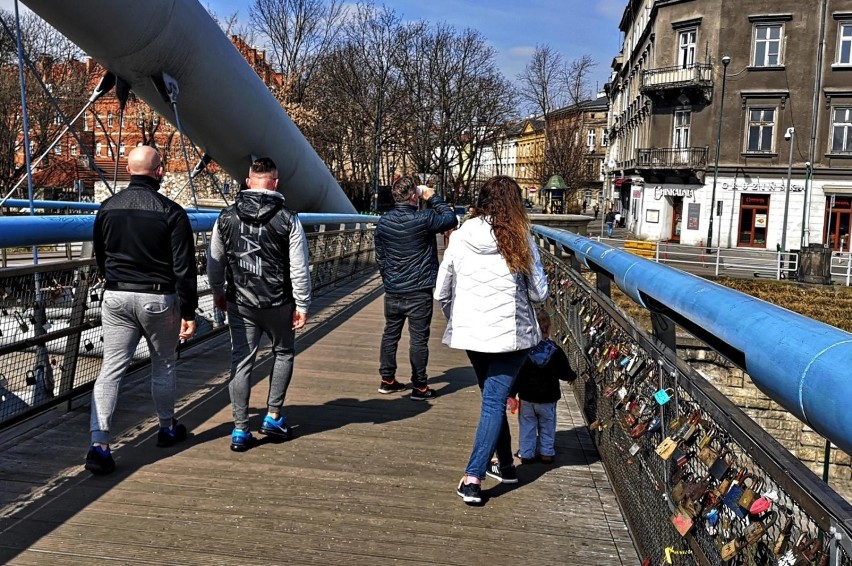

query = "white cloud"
[508,45,536,58]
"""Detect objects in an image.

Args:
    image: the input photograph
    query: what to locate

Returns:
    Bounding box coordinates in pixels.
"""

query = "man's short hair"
[250,157,278,176]
[392,176,417,203]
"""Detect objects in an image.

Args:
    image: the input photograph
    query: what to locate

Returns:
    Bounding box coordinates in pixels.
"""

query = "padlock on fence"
[738,476,763,511]
[25,370,36,386]
[84,339,94,352]
[670,509,693,537]
[653,387,674,405]
[744,511,777,546]
[721,537,745,561]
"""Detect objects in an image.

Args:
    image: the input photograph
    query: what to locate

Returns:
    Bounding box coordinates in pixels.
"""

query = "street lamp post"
[707,55,730,250]
[780,127,795,252]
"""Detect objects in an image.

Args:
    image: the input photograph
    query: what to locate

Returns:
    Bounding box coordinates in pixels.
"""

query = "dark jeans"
[464,349,530,479]
[379,290,433,387]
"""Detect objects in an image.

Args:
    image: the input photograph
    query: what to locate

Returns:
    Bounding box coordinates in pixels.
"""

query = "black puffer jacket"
[375,195,456,293]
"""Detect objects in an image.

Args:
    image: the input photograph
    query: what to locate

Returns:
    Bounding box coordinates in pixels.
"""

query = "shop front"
[636,183,702,244]
[737,194,770,248]
[824,194,851,251]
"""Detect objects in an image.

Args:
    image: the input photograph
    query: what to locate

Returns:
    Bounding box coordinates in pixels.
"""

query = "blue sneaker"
[230,428,255,452]
[85,445,115,475]
[259,414,294,441]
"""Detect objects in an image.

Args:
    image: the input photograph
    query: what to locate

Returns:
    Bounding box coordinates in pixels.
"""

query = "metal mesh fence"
[0,225,376,429]
[540,244,852,566]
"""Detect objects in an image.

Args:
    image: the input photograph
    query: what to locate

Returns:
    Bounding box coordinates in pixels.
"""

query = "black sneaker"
[456,480,482,505]
[156,421,188,447]
[378,379,407,394]
[85,445,115,475]
[485,461,519,484]
[259,414,294,441]
[515,450,537,465]
[410,386,437,401]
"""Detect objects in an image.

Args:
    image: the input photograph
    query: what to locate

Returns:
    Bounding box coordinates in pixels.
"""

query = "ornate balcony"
[636,147,708,170]
[640,63,712,95]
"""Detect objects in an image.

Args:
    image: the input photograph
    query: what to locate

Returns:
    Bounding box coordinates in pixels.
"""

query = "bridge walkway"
[0,273,636,565]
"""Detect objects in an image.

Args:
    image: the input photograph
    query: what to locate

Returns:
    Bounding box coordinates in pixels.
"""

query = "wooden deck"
[0,273,637,565]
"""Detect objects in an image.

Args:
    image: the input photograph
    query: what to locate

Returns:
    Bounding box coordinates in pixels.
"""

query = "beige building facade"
[607,0,852,250]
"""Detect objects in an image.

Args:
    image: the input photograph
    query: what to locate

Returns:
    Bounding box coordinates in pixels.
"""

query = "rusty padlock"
[738,476,763,511]
[721,537,745,561]
[744,511,777,546]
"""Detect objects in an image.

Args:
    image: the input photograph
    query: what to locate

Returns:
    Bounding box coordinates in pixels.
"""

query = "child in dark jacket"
[513,310,577,464]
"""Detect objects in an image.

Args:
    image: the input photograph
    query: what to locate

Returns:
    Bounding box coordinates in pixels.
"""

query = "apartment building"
[607,0,852,250]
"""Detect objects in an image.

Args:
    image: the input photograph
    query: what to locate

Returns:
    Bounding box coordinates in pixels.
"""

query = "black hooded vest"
[218,190,295,308]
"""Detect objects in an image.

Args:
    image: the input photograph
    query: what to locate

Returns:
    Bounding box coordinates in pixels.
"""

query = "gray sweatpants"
[227,302,296,431]
[90,290,181,445]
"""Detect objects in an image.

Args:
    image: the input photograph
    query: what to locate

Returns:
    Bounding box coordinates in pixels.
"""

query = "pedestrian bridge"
[0,270,635,565]
[2,218,852,565]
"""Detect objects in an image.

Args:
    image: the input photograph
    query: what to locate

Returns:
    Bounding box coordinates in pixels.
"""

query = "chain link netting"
[540,244,852,566]
[0,226,376,428]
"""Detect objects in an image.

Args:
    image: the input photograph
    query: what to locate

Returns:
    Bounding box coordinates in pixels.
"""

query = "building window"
[70,144,77,156]
[587,129,596,150]
[107,112,114,129]
[839,23,852,64]
[119,142,126,156]
[601,129,608,147]
[673,110,691,148]
[95,142,102,156]
[53,144,61,155]
[746,107,776,153]
[679,29,697,68]
[832,107,852,153]
[753,24,783,67]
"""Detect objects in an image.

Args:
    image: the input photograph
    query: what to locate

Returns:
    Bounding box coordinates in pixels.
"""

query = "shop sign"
[722,181,804,193]
[755,214,767,228]
[743,195,770,206]
[651,185,700,199]
[632,188,642,199]
[686,203,700,230]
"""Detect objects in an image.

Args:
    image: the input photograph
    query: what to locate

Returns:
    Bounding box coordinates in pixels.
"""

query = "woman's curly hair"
[474,176,532,274]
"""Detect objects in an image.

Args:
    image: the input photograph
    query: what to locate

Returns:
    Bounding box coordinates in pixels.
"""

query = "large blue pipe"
[533,226,852,456]
[1,198,219,213]
[0,214,377,247]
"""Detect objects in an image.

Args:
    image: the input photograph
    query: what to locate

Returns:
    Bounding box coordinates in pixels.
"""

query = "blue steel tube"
[20,0,355,214]
[533,225,852,456]
[0,213,377,248]
[1,198,222,213]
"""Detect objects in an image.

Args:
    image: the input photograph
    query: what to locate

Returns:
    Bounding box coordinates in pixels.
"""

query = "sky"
[204,0,626,96]
[5,0,626,100]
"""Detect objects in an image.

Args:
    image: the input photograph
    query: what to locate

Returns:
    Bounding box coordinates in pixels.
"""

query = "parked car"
[523,198,533,209]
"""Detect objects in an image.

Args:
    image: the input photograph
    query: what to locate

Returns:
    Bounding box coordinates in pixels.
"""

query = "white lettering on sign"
[653,186,695,200]
[721,181,804,193]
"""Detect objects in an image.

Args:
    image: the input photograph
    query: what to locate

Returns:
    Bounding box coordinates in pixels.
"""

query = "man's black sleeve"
[425,195,458,233]
[374,221,385,277]
[93,209,106,277]
[169,209,198,320]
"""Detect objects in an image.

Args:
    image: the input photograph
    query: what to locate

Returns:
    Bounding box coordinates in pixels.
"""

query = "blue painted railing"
[532,225,852,457]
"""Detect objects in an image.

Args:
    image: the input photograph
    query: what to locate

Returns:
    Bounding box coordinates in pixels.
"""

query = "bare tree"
[516,44,563,119]
[562,54,596,106]
[0,10,89,196]
[206,5,256,45]
[249,0,344,104]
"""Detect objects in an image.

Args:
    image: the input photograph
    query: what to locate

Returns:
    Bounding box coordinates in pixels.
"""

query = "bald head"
[126,145,163,177]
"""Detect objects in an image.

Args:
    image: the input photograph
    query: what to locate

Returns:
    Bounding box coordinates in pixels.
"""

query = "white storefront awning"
[822,184,852,195]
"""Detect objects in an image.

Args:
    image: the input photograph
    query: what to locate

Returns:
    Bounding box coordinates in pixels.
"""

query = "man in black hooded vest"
[208,157,311,452]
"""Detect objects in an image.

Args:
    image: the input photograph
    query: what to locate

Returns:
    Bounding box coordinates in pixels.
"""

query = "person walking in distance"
[86,145,197,475]
[435,175,548,505]
[207,157,312,452]
[605,210,615,238]
[374,176,457,400]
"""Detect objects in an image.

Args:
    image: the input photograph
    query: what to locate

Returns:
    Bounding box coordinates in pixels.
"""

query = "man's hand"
[418,185,435,201]
[179,318,196,340]
[213,294,227,312]
[292,310,307,330]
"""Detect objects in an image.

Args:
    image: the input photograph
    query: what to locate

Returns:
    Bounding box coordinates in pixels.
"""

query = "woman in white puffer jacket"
[435,176,548,505]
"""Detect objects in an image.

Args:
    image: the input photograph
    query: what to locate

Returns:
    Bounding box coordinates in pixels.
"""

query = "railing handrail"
[532,225,852,458]
[642,62,713,76]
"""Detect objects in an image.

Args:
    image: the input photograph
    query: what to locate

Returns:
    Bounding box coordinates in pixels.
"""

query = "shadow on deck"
[0,273,636,565]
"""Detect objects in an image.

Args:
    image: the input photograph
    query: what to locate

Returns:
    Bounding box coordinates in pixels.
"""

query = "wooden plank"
[0,272,637,565]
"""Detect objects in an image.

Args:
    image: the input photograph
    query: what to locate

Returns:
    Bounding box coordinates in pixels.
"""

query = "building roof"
[30,156,130,189]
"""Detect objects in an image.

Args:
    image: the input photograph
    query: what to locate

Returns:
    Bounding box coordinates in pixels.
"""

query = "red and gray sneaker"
[410,386,437,401]
[378,379,407,394]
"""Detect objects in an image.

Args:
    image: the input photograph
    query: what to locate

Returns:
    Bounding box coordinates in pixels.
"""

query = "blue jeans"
[606,222,614,237]
[518,401,557,458]
[90,290,181,445]
[464,349,530,479]
[379,290,433,388]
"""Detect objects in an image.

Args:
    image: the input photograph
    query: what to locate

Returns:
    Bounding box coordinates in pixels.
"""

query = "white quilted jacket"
[434,217,548,353]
